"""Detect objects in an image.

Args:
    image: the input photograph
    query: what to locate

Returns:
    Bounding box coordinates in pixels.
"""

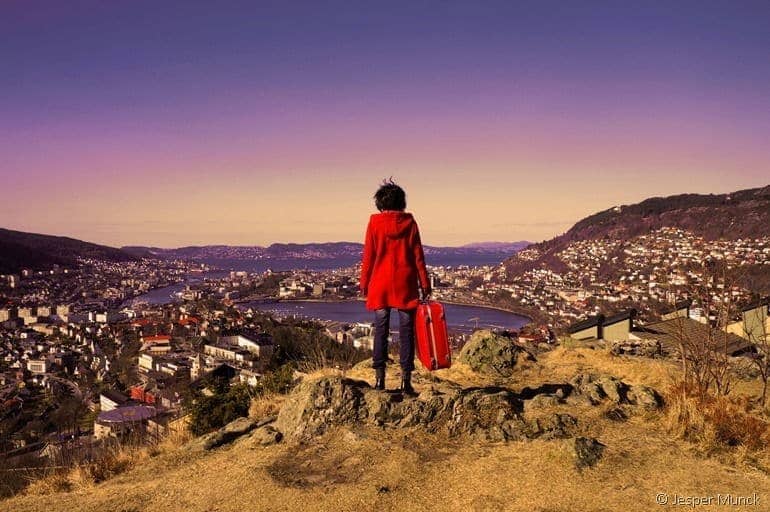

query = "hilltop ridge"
[504,185,770,276]
[0,228,137,274]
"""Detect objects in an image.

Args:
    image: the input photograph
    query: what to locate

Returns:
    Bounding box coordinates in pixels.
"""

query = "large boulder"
[457,330,534,377]
[275,376,369,440]
[274,376,576,443]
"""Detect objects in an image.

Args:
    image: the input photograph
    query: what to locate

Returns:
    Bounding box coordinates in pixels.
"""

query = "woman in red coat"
[360,180,431,394]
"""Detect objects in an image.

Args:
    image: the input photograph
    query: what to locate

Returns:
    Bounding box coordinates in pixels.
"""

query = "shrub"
[187,383,252,436]
[666,382,769,452]
[267,325,369,372]
[76,444,134,484]
[256,364,296,395]
[248,394,283,419]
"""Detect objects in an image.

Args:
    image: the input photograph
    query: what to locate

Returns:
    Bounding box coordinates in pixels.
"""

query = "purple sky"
[1,1,769,247]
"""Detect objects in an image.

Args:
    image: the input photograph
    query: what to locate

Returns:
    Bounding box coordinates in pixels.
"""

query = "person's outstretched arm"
[360,218,375,295]
[411,222,431,296]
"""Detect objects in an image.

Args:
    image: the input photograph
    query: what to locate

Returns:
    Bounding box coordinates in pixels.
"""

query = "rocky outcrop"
[275,377,369,440]
[457,330,535,377]
[569,372,663,409]
[275,376,578,443]
[190,416,278,451]
[610,339,662,358]
[201,417,260,450]
[272,369,664,445]
[191,369,662,454]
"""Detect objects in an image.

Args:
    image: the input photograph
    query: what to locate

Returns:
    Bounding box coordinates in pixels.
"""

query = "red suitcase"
[415,300,452,371]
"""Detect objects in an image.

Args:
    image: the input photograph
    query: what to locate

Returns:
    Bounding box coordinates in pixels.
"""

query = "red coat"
[360,211,430,311]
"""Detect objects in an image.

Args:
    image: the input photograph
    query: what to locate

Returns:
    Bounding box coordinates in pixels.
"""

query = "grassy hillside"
[0,228,137,274]
[7,346,770,512]
[557,185,770,245]
[504,185,770,279]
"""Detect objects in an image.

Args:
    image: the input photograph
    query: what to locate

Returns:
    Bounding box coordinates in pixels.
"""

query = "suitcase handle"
[425,303,440,370]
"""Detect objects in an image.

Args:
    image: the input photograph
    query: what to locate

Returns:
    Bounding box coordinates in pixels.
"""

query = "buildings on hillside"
[567,300,768,357]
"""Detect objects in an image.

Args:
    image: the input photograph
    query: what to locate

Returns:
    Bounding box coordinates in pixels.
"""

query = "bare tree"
[672,259,742,401]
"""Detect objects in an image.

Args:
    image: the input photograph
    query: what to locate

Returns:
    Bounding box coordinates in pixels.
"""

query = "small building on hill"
[727,299,769,342]
[567,304,752,356]
[567,315,604,341]
[94,405,158,440]
[216,330,273,358]
[100,390,128,412]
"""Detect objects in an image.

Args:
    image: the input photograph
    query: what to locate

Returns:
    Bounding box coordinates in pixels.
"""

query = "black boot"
[400,371,417,397]
[374,368,385,390]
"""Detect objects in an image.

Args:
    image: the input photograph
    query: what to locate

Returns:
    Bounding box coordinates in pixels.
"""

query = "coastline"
[438,298,533,322]
[271,296,532,322]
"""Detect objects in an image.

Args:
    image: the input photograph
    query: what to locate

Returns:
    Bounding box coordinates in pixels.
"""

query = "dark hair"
[374,178,406,211]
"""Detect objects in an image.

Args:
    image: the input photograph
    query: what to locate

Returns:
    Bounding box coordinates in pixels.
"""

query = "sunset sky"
[2,1,769,248]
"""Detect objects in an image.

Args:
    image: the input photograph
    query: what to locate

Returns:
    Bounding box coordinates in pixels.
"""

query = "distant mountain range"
[0,226,528,274]
[8,184,767,276]
[504,184,770,274]
[0,228,136,274]
[121,241,531,261]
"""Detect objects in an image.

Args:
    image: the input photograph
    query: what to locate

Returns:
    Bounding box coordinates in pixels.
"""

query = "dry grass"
[538,345,680,390]
[8,419,770,512]
[666,383,770,455]
[249,393,285,419]
[23,471,73,496]
[24,428,195,498]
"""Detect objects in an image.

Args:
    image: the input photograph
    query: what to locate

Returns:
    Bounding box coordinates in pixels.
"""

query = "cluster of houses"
[324,321,375,350]
[1,258,198,315]
[277,270,358,299]
[0,284,283,454]
[496,227,770,326]
[567,299,770,357]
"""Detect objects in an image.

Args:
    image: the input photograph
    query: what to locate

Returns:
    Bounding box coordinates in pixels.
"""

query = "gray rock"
[523,394,563,411]
[275,376,369,441]
[252,425,283,446]
[573,436,605,469]
[603,406,629,422]
[447,387,527,442]
[458,330,534,377]
[595,376,628,404]
[626,385,663,409]
[569,373,661,410]
[527,413,578,440]
[583,383,607,405]
[202,416,259,450]
[610,339,662,357]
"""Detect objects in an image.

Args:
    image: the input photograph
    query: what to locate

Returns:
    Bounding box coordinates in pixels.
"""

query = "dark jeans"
[372,308,415,372]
